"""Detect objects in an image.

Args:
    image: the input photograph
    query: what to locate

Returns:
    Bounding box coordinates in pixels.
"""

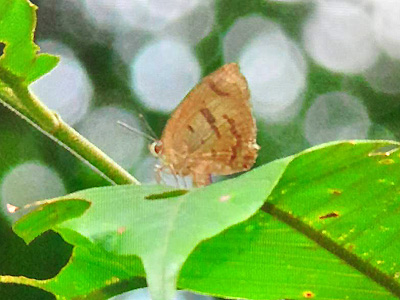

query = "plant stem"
[0,66,140,185]
[54,115,140,185]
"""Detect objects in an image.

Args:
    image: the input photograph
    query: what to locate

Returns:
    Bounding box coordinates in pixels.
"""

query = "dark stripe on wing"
[206,78,231,97]
[223,114,242,162]
[200,108,221,139]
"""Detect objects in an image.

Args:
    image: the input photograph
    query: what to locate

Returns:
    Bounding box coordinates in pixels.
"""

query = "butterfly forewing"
[159,63,259,186]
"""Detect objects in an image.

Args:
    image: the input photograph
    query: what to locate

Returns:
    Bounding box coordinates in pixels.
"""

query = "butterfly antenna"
[138,113,159,140]
[117,121,157,142]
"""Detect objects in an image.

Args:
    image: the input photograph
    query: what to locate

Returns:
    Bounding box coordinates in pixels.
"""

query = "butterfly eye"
[149,141,163,157]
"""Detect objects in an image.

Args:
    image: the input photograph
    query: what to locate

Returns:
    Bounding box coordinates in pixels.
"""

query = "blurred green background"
[1,0,400,299]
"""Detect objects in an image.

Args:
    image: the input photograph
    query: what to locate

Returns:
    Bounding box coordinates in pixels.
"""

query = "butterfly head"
[149,140,163,158]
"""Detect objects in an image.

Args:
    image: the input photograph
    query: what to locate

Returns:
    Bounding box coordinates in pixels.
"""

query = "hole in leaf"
[145,189,188,200]
[368,145,399,157]
[319,212,339,220]
[0,42,4,56]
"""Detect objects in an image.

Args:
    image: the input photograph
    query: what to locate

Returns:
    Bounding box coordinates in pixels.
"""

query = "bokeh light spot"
[132,38,201,112]
[303,1,378,73]
[160,1,214,46]
[1,162,66,221]
[364,55,400,95]
[372,0,400,60]
[304,92,371,145]
[77,106,145,170]
[85,0,204,32]
[227,17,306,122]
[30,40,92,125]
[224,15,272,63]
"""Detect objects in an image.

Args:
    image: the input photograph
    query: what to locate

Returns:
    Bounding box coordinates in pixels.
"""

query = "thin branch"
[0,66,140,186]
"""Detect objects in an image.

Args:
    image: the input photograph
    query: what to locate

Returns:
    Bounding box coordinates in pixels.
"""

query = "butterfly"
[149,63,260,187]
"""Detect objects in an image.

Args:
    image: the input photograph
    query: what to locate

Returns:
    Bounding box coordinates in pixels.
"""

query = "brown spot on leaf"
[303,291,315,298]
[328,188,342,196]
[347,244,355,251]
[187,125,194,133]
[319,212,339,220]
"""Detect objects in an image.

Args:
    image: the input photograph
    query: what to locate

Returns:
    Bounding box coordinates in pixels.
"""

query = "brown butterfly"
[149,63,260,187]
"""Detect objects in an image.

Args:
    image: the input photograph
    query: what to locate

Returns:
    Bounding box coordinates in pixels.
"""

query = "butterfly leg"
[155,163,183,188]
[181,175,188,189]
[154,164,167,185]
[192,173,212,187]
[168,164,181,188]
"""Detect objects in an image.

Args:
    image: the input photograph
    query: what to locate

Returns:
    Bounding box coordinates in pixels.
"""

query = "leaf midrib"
[262,202,400,298]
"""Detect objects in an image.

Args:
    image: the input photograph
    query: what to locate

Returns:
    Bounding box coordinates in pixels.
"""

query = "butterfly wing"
[160,63,259,185]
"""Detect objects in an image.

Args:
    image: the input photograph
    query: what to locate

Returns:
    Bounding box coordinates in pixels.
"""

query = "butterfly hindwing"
[160,63,259,183]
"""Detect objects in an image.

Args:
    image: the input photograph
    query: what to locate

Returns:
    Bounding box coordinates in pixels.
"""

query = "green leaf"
[5,141,400,300]
[0,0,59,84]
[179,140,400,299]
[45,228,146,300]
[7,157,290,299]
[0,228,146,300]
